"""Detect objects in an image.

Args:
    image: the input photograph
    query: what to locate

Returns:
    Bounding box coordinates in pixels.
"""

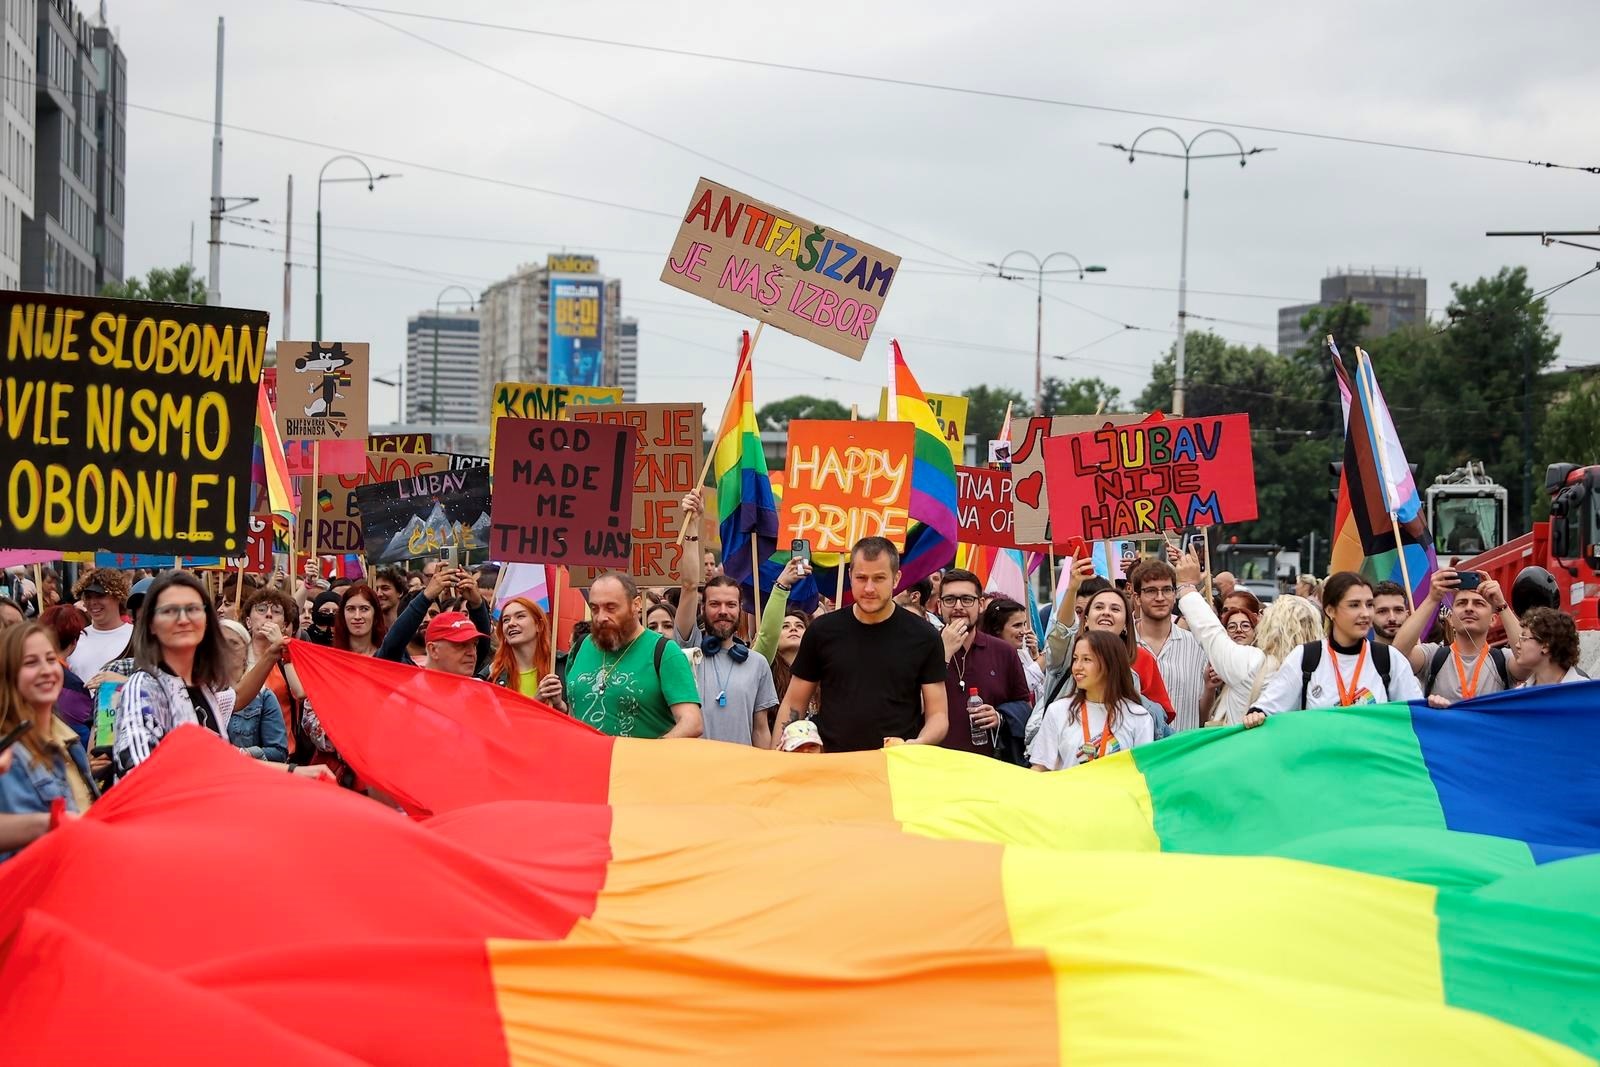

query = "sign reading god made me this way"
[569,403,704,586]
[489,418,637,569]
[661,177,900,360]
[1008,413,1146,548]
[352,468,491,564]
[0,291,267,556]
[275,341,370,476]
[1041,413,1258,542]
[780,420,915,554]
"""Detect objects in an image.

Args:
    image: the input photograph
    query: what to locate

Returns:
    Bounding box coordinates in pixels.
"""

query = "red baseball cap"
[425,611,484,644]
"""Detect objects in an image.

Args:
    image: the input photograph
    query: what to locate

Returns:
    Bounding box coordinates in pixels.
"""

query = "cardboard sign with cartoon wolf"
[275,341,370,475]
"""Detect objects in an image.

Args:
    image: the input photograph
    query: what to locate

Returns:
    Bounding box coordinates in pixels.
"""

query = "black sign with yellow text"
[0,291,268,555]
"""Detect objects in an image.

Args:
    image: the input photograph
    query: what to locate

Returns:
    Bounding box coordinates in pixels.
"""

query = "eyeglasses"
[1139,586,1176,598]
[1224,621,1255,634]
[940,594,980,607]
[154,604,207,621]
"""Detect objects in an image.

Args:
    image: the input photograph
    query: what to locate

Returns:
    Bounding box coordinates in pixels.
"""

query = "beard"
[708,616,738,642]
[592,619,626,652]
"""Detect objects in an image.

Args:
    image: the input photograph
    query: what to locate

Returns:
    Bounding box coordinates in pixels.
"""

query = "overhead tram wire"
[313,0,991,275]
[296,0,1600,176]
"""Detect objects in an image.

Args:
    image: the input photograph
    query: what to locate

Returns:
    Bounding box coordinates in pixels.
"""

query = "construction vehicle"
[1461,462,1600,634]
[1426,461,1508,556]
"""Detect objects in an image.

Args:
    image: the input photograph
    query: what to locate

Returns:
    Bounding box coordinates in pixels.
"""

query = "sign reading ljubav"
[661,178,900,360]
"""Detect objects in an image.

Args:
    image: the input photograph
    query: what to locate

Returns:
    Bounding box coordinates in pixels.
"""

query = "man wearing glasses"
[1130,559,1210,732]
[934,569,1031,758]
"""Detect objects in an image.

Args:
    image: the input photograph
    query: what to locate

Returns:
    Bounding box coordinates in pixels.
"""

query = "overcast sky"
[116,0,1600,425]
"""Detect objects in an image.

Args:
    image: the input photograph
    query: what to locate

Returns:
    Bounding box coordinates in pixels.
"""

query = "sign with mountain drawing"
[351,468,491,563]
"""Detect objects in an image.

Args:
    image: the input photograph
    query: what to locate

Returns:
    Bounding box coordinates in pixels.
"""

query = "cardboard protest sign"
[956,466,1018,548]
[568,402,704,585]
[442,453,489,471]
[0,291,267,555]
[1008,413,1146,548]
[488,381,622,468]
[303,451,448,555]
[1042,414,1258,543]
[880,389,967,465]
[779,420,916,554]
[351,467,490,564]
[193,514,276,573]
[489,419,636,569]
[661,177,900,361]
[275,341,369,475]
[368,432,432,454]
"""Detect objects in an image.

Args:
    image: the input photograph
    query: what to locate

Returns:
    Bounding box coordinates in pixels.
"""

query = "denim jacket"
[0,719,98,861]
[226,689,289,763]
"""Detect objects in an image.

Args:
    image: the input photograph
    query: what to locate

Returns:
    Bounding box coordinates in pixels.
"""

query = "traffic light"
[1328,460,1344,503]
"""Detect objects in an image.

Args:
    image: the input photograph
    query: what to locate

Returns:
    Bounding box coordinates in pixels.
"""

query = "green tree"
[756,394,851,432]
[961,383,1026,446]
[100,263,207,304]
[1040,375,1120,417]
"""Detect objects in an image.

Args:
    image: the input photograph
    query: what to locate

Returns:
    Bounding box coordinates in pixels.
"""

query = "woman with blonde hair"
[1174,551,1324,725]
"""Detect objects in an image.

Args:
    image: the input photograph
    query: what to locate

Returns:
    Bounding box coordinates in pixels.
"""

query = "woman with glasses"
[112,572,322,779]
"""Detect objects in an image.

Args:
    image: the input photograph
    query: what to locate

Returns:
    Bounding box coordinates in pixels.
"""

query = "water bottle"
[967,687,986,745]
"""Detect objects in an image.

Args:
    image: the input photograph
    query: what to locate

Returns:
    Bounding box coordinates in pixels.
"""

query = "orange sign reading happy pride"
[779,420,915,553]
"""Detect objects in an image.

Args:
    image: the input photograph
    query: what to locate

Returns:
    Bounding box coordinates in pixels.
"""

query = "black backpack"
[1423,644,1509,698]
[1298,640,1393,708]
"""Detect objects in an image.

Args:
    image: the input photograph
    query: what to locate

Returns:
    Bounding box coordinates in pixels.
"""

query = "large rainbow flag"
[713,330,781,605]
[2,645,1592,1064]
[252,377,298,526]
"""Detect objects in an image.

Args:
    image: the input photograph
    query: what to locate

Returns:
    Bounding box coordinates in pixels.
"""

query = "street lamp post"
[431,285,478,433]
[990,251,1107,415]
[315,154,399,339]
[373,368,403,424]
[1102,129,1271,416]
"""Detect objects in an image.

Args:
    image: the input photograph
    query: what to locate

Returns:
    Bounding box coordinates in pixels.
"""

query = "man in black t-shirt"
[778,537,948,752]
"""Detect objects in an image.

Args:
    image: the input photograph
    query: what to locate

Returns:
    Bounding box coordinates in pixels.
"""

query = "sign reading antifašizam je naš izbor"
[661,177,901,360]
[0,291,268,556]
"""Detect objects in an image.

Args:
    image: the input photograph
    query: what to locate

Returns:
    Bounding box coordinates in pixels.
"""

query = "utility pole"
[1103,129,1272,415]
[282,175,293,339]
[1483,228,1599,532]
[206,17,223,305]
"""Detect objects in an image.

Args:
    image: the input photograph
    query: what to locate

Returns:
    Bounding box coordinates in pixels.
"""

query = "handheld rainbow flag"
[1328,338,1436,604]
[713,330,780,604]
[253,378,297,524]
[885,339,958,591]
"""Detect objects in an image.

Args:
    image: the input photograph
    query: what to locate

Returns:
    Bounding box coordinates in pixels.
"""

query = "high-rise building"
[0,1,36,290]
[1278,268,1427,355]
[618,316,638,402]
[478,254,623,418]
[406,308,481,448]
[23,0,121,296]
[90,18,124,292]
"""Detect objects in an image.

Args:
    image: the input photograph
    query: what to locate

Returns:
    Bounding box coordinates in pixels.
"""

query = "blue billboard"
[548,276,605,386]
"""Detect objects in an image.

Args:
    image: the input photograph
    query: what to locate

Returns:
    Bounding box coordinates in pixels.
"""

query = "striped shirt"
[1140,623,1209,732]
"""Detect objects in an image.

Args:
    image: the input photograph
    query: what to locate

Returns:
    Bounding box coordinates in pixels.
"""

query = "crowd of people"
[0,498,1588,856]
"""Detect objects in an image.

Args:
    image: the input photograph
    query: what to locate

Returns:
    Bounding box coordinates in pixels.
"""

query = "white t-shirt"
[1029,698,1152,771]
[1254,640,1424,714]
[69,622,134,679]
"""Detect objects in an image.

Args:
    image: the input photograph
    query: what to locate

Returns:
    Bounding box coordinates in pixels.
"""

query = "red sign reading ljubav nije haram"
[1041,413,1257,543]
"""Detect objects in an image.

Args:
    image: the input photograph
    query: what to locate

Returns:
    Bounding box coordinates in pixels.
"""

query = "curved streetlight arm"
[434,284,478,312]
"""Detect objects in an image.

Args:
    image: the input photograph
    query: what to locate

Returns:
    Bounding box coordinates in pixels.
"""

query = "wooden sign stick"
[677,323,764,547]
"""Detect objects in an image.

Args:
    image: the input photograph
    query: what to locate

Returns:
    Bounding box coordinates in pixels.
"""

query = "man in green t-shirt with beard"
[565,572,702,739]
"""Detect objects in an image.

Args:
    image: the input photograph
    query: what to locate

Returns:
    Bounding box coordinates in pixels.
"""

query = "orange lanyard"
[1080,703,1115,757]
[1451,642,1488,700]
[1328,640,1369,706]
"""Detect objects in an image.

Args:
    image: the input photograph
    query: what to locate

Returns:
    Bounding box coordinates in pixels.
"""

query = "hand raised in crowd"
[1022,628,1039,658]
[1480,576,1509,612]
[940,616,970,661]
[256,621,287,660]
[1065,555,1095,595]
[1175,549,1204,589]
[423,565,454,601]
[1424,567,1460,604]
[776,555,809,590]
[680,486,704,519]
[536,673,566,711]
[457,569,484,609]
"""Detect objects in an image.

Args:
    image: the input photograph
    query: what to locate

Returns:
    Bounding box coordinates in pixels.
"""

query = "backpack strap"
[1298,640,1323,709]
[1372,641,1392,698]
[1423,645,1452,698]
[653,633,667,679]
[1489,647,1510,690]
